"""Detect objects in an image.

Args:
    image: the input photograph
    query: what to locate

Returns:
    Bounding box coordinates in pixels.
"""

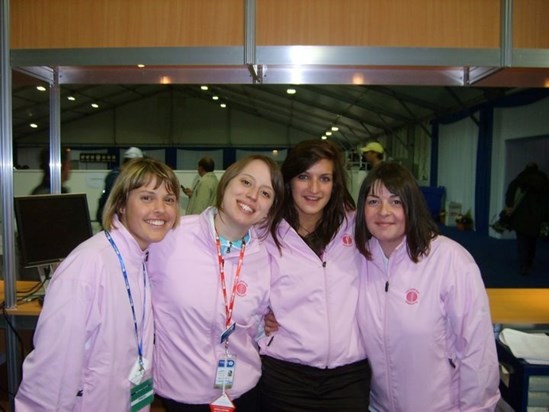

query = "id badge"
[209,392,235,412]
[128,357,150,385]
[130,378,154,412]
[214,356,236,389]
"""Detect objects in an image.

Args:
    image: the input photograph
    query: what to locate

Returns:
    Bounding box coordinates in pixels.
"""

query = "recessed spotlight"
[212,96,219,101]
[331,126,339,131]
[201,85,209,91]
[67,96,76,101]
[287,88,296,95]
[36,86,46,92]
[321,135,327,140]
[220,103,227,108]
[91,103,99,108]
[30,123,38,128]
[326,131,332,136]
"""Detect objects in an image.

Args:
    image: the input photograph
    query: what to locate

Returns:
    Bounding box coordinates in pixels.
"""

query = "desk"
[486,289,549,412]
[1,280,42,317]
[487,288,549,325]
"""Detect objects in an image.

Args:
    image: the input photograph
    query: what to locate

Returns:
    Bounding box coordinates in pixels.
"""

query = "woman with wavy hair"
[259,139,370,411]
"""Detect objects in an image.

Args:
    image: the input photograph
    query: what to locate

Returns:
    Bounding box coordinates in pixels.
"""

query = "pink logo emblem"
[342,235,353,246]
[405,289,419,305]
[236,281,248,297]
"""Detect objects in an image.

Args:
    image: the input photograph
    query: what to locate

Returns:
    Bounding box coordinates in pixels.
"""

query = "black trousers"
[259,356,371,412]
[516,231,538,272]
[158,386,259,412]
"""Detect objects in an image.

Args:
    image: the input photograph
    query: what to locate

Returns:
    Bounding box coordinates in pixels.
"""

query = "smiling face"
[364,180,406,257]
[119,178,178,250]
[290,158,334,230]
[216,159,275,241]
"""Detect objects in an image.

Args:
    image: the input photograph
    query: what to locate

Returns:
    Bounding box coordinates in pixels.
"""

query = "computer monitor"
[14,193,93,268]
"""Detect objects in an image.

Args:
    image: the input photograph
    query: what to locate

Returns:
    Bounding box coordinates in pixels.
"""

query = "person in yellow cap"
[360,142,384,170]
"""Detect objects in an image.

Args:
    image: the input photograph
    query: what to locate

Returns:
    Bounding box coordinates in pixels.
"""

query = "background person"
[96,146,144,226]
[503,162,549,276]
[183,156,219,215]
[148,155,284,411]
[31,147,72,194]
[259,139,370,411]
[354,162,500,412]
[360,141,384,170]
[15,158,180,411]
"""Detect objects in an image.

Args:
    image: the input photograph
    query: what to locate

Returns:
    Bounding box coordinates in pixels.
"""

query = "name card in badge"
[214,357,236,389]
[130,378,154,412]
[209,392,235,412]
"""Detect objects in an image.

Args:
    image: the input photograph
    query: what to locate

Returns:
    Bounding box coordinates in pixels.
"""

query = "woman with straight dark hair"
[354,162,500,411]
[259,139,370,411]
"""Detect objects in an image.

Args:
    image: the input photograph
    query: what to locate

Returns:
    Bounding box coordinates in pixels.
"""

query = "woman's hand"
[264,310,280,336]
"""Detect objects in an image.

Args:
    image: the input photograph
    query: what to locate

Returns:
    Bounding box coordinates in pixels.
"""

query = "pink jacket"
[259,212,367,368]
[15,219,153,412]
[147,208,271,404]
[357,235,500,412]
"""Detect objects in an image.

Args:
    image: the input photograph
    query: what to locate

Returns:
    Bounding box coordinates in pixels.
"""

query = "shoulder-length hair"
[355,162,438,262]
[215,155,284,238]
[271,139,355,250]
[103,158,181,231]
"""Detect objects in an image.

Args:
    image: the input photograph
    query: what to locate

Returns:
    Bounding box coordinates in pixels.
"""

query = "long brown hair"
[355,162,438,262]
[271,139,355,252]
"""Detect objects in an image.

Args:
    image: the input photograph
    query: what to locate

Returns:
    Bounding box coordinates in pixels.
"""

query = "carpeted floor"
[440,225,549,288]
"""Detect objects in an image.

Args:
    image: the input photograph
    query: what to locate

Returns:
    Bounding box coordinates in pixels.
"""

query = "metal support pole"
[1,0,22,408]
[49,68,62,194]
[501,0,513,67]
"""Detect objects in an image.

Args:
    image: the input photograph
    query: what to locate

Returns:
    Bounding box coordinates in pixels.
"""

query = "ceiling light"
[91,103,99,108]
[137,64,145,68]
[36,86,46,92]
[67,96,76,101]
[30,123,38,128]
[201,85,209,91]
[326,131,332,136]
[321,135,327,140]
[286,88,296,95]
[220,103,227,108]
[212,96,219,100]
[331,126,339,131]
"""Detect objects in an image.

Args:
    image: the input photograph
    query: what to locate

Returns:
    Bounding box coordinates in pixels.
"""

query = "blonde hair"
[102,158,181,231]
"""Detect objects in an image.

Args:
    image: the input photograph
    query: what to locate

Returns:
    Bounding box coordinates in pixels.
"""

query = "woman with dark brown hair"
[259,139,370,411]
[355,162,500,411]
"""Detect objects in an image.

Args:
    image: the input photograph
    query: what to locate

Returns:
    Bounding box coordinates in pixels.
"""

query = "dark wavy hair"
[271,139,355,252]
[355,162,438,262]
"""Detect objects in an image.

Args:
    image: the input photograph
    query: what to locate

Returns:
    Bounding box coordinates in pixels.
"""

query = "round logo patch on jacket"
[342,234,353,246]
[236,280,248,297]
[405,288,419,305]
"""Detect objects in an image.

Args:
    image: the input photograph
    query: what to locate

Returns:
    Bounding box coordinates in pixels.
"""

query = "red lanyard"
[215,235,247,328]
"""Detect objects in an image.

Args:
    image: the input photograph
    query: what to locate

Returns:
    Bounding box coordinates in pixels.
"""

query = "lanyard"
[105,231,147,369]
[215,235,246,331]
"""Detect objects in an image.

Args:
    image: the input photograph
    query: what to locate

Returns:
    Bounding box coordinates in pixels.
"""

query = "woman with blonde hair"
[16,157,180,411]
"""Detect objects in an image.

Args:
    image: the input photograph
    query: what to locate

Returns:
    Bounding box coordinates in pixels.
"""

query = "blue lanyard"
[105,231,147,368]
